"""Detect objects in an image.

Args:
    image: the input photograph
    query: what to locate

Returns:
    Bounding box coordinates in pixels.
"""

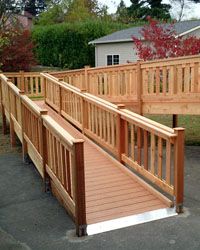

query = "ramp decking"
[35,101,171,225]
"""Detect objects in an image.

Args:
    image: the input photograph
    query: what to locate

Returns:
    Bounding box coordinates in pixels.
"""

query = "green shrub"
[32,20,131,69]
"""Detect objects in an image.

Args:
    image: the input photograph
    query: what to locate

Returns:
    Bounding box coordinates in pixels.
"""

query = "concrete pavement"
[0,146,200,250]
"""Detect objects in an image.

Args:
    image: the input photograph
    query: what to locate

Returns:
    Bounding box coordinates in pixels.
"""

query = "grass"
[145,114,200,146]
[0,112,199,155]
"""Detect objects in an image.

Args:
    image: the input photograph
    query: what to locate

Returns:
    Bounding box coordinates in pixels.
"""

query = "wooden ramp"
[1,73,184,236]
[35,101,173,229]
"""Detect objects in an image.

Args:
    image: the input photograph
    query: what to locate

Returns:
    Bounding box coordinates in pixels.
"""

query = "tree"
[169,0,200,21]
[126,0,171,21]
[127,0,147,21]
[0,30,36,71]
[146,0,171,20]
[116,0,130,23]
[22,0,46,16]
[132,17,200,60]
[36,0,111,24]
[0,0,22,31]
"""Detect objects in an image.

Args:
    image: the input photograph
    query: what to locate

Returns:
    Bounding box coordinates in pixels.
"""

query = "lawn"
[146,114,200,146]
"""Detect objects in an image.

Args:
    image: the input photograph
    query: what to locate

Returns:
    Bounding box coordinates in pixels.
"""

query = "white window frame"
[106,54,120,66]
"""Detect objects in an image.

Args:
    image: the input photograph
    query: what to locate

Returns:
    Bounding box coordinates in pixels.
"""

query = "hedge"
[31,20,130,69]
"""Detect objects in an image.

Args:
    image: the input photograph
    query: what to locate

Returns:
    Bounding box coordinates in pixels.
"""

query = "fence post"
[117,104,127,163]
[81,90,88,134]
[136,61,142,115]
[20,71,25,92]
[174,128,185,213]
[20,92,28,162]
[40,74,45,98]
[73,139,87,236]
[84,66,90,91]
[40,110,50,192]
[58,80,62,115]
[7,86,16,147]
[1,104,7,134]
[172,114,178,128]
[0,79,7,134]
[43,75,47,104]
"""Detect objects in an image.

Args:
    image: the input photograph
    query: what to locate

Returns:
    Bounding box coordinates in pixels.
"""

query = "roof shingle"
[89,20,200,45]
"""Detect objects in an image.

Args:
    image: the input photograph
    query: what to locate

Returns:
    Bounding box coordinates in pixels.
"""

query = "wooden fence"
[51,55,200,115]
[5,71,44,98]
[0,74,86,236]
[42,73,185,213]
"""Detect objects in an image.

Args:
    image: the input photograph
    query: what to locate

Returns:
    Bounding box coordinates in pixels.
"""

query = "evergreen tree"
[127,0,147,21]
[146,0,171,20]
[23,0,46,16]
[116,0,129,23]
[127,0,171,21]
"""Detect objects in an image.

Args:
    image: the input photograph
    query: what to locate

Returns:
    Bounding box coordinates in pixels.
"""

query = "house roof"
[89,20,200,45]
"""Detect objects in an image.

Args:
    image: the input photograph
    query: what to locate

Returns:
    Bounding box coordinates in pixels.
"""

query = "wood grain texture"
[36,101,171,224]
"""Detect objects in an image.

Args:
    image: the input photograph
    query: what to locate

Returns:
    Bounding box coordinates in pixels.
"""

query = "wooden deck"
[35,101,171,225]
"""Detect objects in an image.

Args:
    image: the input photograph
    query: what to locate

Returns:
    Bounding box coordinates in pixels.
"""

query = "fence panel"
[5,72,44,97]
[141,56,200,98]
[121,113,176,195]
[61,87,83,129]
[44,76,60,112]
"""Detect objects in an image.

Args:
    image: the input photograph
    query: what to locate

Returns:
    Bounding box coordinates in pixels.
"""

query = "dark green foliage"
[126,0,171,21]
[23,0,46,16]
[32,20,130,69]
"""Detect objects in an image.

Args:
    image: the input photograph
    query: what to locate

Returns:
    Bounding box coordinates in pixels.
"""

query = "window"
[107,55,119,65]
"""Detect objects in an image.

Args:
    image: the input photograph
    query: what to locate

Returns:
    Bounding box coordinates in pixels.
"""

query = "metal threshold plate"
[87,208,177,236]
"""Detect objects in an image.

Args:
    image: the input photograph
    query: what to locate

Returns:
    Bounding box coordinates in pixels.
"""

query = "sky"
[98,0,200,20]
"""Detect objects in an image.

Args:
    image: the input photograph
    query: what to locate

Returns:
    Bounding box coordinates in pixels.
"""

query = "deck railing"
[5,71,44,97]
[0,74,86,236]
[51,55,200,114]
[42,73,185,212]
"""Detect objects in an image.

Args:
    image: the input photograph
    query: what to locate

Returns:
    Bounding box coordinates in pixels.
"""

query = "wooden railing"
[51,55,200,114]
[42,73,185,212]
[5,71,44,97]
[0,74,86,236]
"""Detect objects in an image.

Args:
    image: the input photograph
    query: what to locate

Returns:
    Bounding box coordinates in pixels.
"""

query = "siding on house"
[91,21,200,67]
[95,42,138,67]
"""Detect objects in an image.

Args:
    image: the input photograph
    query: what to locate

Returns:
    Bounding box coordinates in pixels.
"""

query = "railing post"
[58,80,62,115]
[174,127,185,213]
[73,139,87,236]
[40,74,45,98]
[136,61,142,115]
[117,104,127,162]
[7,86,16,147]
[20,92,28,162]
[9,116,16,147]
[1,104,7,134]
[84,65,90,90]
[172,114,178,128]
[20,71,25,92]
[0,79,7,134]
[40,110,50,192]
[81,90,88,134]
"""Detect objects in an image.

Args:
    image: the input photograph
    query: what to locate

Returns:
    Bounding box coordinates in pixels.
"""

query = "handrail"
[42,115,84,147]
[43,72,176,139]
[49,55,200,115]
[0,74,87,236]
[42,73,185,213]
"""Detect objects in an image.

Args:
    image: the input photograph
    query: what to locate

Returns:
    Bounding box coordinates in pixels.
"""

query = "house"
[89,20,200,67]
[6,11,33,31]
[15,11,33,30]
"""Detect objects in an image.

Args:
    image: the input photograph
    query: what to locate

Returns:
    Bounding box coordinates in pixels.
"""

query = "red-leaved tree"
[132,17,200,61]
[1,30,36,72]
